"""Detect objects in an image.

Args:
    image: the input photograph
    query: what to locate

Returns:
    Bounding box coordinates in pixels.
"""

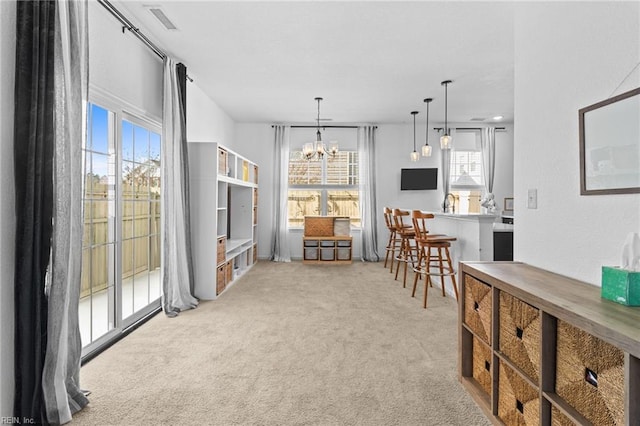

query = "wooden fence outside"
[81,182,160,299]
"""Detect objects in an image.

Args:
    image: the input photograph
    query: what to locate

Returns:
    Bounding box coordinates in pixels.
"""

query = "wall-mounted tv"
[400,168,438,190]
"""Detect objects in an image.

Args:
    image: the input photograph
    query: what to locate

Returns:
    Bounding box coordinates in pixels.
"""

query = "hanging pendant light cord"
[316,98,321,141]
[444,83,448,135]
[413,113,416,152]
[425,100,430,145]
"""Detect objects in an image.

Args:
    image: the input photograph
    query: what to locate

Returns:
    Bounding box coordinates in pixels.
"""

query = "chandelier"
[302,97,338,160]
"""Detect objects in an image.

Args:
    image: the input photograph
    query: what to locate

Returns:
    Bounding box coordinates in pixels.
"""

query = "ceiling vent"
[147,7,178,30]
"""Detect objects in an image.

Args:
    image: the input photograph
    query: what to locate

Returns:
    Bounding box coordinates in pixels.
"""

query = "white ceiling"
[115,1,515,125]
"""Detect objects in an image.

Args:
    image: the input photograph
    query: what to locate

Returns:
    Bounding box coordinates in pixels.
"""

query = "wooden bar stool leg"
[384,241,390,268]
[402,240,410,288]
[438,246,446,297]
[404,238,418,288]
[384,230,395,269]
[412,245,423,298]
[422,246,433,308]
[445,246,458,301]
[389,244,395,273]
[395,237,405,281]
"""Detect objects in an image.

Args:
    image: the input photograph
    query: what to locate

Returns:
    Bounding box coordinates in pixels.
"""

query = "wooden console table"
[459,261,640,425]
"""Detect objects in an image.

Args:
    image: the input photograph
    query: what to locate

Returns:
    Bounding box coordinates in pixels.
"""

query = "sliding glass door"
[80,102,162,354]
[120,120,162,324]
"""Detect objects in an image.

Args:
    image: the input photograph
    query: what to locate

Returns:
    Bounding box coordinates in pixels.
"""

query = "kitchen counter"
[428,212,499,263]
[493,222,514,232]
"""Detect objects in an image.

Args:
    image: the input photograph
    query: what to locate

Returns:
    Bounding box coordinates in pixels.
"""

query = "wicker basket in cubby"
[498,362,540,425]
[472,336,492,398]
[225,260,233,284]
[464,275,492,344]
[499,292,541,382]
[551,406,574,426]
[555,320,624,425]
[304,216,334,237]
[216,265,225,295]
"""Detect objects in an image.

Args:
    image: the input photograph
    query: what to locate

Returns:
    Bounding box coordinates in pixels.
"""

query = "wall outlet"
[527,189,537,209]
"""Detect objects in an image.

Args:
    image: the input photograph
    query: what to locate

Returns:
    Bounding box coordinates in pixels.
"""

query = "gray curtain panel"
[161,57,199,316]
[13,1,56,422]
[357,126,380,262]
[270,125,291,262]
[42,1,90,423]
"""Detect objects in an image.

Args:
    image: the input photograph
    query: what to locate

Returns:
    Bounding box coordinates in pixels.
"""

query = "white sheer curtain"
[358,126,380,262]
[161,57,199,316]
[43,0,90,423]
[480,127,497,213]
[271,125,291,262]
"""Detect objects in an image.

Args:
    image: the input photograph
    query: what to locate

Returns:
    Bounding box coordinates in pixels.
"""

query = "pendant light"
[422,98,433,157]
[303,97,338,160]
[410,111,419,162]
[440,80,453,150]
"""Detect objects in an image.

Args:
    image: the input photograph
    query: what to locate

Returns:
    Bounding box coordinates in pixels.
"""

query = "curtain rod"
[97,0,193,82]
[433,127,506,131]
[271,125,376,129]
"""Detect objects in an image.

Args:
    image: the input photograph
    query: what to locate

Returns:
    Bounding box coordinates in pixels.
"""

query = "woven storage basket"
[499,292,541,382]
[225,260,233,283]
[472,336,492,398]
[464,275,492,344]
[216,265,225,295]
[498,362,540,425]
[556,320,624,425]
[551,406,574,426]
[216,236,226,265]
[304,216,334,237]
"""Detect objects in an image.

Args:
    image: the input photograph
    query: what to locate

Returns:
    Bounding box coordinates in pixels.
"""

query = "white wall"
[513,2,640,285]
[0,0,16,417]
[187,83,236,149]
[236,122,514,261]
[234,124,274,259]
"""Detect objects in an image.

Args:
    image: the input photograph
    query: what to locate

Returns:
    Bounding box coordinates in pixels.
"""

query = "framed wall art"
[579,87,640,195]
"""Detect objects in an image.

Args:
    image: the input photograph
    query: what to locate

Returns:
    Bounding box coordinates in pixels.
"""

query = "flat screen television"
[400,168,438,190]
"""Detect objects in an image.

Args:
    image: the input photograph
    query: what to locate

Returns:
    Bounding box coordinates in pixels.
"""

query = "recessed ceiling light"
[493,115,503,121]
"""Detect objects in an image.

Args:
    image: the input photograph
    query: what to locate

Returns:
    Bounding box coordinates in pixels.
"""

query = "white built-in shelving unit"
[188,142,258,300]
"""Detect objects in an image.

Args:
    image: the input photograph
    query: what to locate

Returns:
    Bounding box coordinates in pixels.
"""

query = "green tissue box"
[601,266,640,306]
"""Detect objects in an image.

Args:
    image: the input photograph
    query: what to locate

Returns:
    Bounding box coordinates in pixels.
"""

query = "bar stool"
[392,208,418,288]
[383,207,403,273]
[411,210,459,308]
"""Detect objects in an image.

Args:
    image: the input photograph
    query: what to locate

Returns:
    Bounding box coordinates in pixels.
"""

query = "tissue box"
[601,266,640,306]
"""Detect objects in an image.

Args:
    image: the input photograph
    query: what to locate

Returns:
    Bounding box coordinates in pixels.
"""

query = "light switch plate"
[527,189,537,209]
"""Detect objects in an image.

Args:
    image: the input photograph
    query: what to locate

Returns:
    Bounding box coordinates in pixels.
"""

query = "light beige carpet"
[73,261,490,425]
